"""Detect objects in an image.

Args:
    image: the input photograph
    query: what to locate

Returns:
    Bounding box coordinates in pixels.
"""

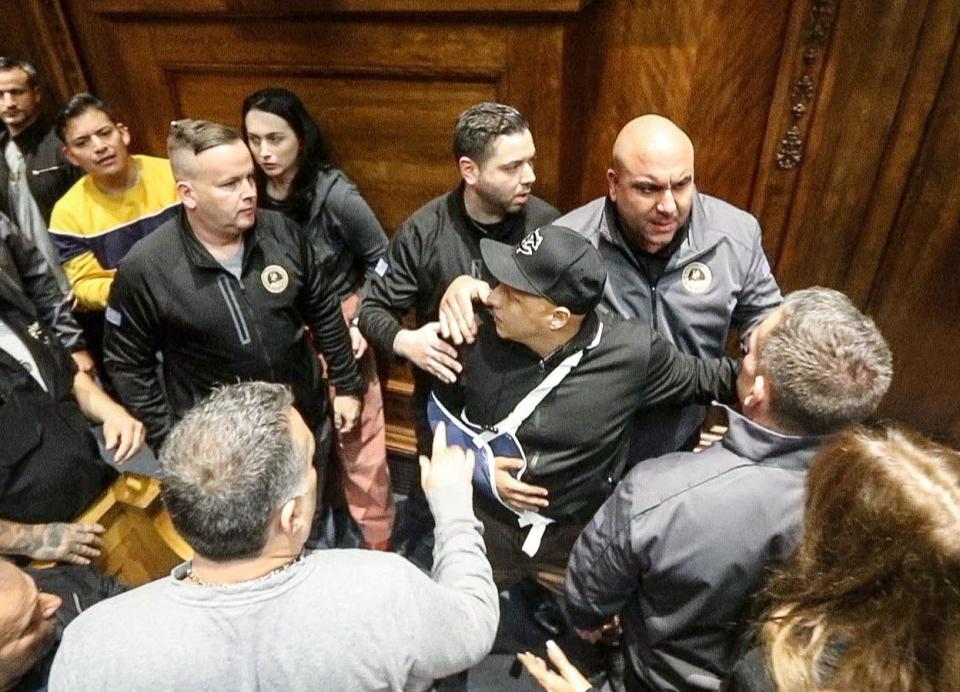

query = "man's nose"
[657,188,677,215]
[520,162,536,186]
[1,93,14,107]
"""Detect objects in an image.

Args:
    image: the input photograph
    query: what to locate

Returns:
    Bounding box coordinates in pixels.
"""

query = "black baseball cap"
[480,225,607,314]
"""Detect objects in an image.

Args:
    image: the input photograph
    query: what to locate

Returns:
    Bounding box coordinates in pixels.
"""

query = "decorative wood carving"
[774,0,836,170]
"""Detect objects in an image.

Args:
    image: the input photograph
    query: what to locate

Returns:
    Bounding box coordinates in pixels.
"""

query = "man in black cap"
[435,225,738,590]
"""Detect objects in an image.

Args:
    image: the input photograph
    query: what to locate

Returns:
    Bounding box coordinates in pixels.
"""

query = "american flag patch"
[105,306,123,327]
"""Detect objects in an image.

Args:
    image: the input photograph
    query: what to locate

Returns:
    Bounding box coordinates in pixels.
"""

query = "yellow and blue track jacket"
[48,155,179,310]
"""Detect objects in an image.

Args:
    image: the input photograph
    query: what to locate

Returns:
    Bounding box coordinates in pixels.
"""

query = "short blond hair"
[167,119,242,180]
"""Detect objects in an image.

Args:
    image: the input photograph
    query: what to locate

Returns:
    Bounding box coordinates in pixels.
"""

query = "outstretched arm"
[406,424,499,680]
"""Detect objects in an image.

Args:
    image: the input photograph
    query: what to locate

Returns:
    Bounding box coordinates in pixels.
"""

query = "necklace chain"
[186,553,302,588]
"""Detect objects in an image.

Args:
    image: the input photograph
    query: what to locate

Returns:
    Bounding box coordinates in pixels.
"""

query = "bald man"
[0,559,125,691]
[555,114,781,463]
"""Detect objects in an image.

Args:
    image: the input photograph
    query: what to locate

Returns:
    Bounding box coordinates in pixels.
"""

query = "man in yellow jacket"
[48,93,178,374]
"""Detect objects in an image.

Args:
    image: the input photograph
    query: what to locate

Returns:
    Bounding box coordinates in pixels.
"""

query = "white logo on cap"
[681,261,712,294]
[261,265,290,294]
[516,229,544,256]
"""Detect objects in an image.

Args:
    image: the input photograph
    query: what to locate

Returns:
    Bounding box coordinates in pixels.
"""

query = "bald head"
[607,115,696,254]
[611,115,694,173]
[0,560,62,688]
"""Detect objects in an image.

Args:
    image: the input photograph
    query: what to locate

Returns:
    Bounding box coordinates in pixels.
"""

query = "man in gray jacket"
[555,115,781,464]
[564,288,893,691]
[50,382,498,691]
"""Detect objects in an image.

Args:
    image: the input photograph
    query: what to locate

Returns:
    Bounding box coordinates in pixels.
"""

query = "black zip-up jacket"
[360,184,559,451]
[437,312,739,525]
[103,208,362,448]
[0,119,82,224]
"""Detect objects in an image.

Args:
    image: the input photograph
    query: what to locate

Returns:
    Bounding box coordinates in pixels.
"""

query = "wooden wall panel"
[564,0,790,209]
[867,29,960,442]
[749,0,960,444]
[759,1,936,291]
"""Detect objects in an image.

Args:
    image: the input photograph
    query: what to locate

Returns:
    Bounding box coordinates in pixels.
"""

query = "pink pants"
[327,292,395,547]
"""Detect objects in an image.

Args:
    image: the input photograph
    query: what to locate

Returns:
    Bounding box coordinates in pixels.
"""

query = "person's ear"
[606,168,619,200]
[62,146,79,167]
[117,122,131,147]
[459,156,479,186]
[278,497,300,535]
[742,374,767,416]
[177,180,197,209]
[548,306,571,331]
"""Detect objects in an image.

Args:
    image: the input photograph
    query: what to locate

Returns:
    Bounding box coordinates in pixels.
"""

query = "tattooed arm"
[0,520,104,564]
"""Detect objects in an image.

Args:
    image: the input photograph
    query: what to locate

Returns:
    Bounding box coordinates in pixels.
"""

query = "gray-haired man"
[49,382,498,690]
[565,287,893,691]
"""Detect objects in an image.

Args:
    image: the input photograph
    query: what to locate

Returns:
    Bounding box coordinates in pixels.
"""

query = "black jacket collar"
[0,117,49,153]
[176,206,261,272]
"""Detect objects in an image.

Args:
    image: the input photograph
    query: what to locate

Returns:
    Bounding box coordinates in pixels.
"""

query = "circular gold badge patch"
[681,262,712,294]
[261,265,290,294]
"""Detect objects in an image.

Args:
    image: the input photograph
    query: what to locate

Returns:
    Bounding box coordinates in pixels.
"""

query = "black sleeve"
[638,329,739,410]
[102,263,171,448]
[296,232,363,394]
[1,216,85,352]
[358,217,428,356]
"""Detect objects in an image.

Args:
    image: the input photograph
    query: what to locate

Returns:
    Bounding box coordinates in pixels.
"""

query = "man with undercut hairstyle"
[360,101,559,459]
[49,382,498,691]
[565,287,892,691]
[103,120,362,547]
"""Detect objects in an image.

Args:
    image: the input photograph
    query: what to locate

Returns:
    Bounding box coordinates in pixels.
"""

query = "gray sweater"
[48,484,498,691]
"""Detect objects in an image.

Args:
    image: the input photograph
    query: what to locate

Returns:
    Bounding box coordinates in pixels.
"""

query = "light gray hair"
[167,118,242,180]
[759,287,893,435]
[159,382,307,560]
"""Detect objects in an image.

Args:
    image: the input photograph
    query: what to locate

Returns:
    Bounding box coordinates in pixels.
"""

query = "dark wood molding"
[159,61,504,84]
[773,0,837,171]
[749,0,837,267]
[23,0,89,97]
[87,0,594,17]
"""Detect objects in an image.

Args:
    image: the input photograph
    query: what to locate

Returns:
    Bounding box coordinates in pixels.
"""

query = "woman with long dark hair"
[727,425,960,691]
[242,87,394,550]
